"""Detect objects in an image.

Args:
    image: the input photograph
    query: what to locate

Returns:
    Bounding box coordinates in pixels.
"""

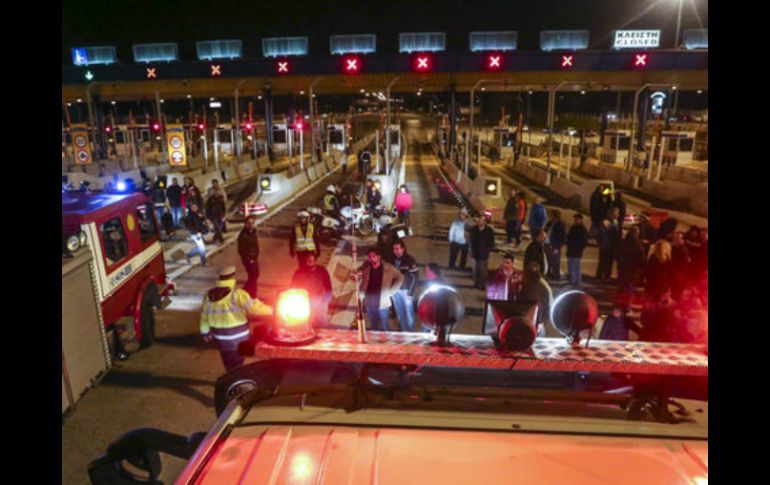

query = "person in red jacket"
[515,192,527,245]
[394,184,413,230]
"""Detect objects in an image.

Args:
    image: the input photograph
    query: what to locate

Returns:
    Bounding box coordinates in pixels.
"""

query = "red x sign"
[146,67,157,79]
[488,56,501,68]
[634,54,648,67]
[346,58,358,72]
[561,55,573,68]
[210,64,221,76]
[417,57,429,69]
[277,61,289,74]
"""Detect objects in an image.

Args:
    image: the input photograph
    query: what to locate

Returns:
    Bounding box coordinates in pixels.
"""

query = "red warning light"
[276,60,290,74]
[210,64,222,76]
[146,67,157,79]
[561,55,574,68]
[634,53,648,67]
[151,122,161,132]
[413,54,432,72]
[197,123,205,131]
[486,54,502,71]
[104,126,112,133]
[244,121,254,131]
[343,55,360,74]
[295,122,303,130]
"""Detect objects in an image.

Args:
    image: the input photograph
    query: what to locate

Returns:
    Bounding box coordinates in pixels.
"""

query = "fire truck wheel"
[139,284,160,348]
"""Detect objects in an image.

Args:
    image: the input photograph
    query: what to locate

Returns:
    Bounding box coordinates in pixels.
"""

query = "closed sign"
[613,30,661,49]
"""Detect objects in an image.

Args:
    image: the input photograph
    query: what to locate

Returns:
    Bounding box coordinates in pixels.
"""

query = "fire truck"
[89,289,707,484]
[62,190,174,353]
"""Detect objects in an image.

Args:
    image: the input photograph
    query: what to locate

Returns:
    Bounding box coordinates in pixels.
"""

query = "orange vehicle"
[89,323,707,484]
[62,190,174,352]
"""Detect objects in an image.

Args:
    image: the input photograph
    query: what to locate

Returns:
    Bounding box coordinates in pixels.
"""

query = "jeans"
[170,206,183,228]
[216,337,247,372]
[512,220,523,245]
[399,210,410,229]
[547,247,562,280]
[473,258,488,289]
[392,290,416,332]
[211,217,225,244]
[449,242,468,269]
[187,233,207,265]
[155,207,165,227]
[567,257,582,287]
[596,247,614,280]
[242,258,259,298]
[505,220,519,243]
[365,297,391,331]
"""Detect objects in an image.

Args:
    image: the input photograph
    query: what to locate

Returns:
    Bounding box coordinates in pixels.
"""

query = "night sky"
[62,0,708,63]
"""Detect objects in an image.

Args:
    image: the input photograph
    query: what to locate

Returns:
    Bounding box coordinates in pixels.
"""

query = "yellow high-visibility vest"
[294,223,316,252]
[199,279,272,341]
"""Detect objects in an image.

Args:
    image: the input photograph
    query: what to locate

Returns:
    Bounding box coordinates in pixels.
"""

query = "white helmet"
[298,210,310,219]
[326,184,336,193]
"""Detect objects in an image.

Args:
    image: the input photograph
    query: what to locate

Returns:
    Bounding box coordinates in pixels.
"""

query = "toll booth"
[661,131,696,166]
[272,123,292,156]
[388,124,401,160]
[493,127,515,159]
[214,123,234,157]
[327,124,346,154]
[599,129,631,165]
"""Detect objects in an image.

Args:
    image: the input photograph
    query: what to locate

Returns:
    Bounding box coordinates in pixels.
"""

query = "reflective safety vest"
[323,193,337,211]
[294,223,316,252]
[200,279,272,342]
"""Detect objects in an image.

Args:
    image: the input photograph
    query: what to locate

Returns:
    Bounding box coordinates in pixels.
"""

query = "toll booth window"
[100,218,129,266]
[273,130,287,144]
[617,137,630,150]
[115,132,125,144]
[679,139,694,152]
[389,130,399,145]
[668,139,678,151]
[502,134,515,147]
[329,130,344,144]
[135,205,157,243]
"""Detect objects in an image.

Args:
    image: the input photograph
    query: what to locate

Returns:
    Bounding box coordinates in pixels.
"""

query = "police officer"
[200,266,272,372]
[290,210,321,265]
[323,184,340,219]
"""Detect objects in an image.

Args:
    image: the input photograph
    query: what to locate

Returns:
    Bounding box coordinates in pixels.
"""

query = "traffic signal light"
[412,53,433,72]
[633,53,649,68]
[244,121,254,131]
[295,121,303,131]
[197,123,205,131]
[485,53,502,71]
[104,126,112,134]
[276,59,291,75]
[342,55,360,74]
[151,121,161,132]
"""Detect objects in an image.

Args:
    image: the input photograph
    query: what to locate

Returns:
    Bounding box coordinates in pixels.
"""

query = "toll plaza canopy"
[62,50,707,101]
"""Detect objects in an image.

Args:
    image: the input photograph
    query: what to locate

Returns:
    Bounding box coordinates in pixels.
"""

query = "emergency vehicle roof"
[192,424,708,484]
[62,192,150,226]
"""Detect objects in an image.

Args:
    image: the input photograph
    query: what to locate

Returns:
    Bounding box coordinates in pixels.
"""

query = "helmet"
[297,210,310,219]
[326,184,335,193]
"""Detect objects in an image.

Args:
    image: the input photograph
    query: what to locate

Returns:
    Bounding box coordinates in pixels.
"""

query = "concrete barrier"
[549,176,582,209]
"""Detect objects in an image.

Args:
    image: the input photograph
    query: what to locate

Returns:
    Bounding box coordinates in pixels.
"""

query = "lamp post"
[467,79,490,175]
[674,0,684,49]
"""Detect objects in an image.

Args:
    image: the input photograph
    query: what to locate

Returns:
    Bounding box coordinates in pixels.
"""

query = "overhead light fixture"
[76,98,82,103]
[299,90,305,95]
[186,94,192,99]
[110,100,116,105]
[527,90,533,95]
[481,87,486,91]
[160,99,165,103]
[697,90,703,94]
[581,90,586,95]
[671,86,678,91]
[66,102,72,107]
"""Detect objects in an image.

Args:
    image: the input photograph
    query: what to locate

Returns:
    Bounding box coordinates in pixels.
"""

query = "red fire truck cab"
[62,191,174,352]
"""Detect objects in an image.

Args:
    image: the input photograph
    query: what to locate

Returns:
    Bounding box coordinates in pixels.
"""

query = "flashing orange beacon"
[268,288,315,345]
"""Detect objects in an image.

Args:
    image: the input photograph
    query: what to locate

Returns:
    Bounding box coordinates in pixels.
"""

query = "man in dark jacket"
[638,212,657,255]
[166,178,183,228]
[469,216,496,291]
[544,210,566,281]
[503,189,519,244]
[524,229,548,278]
[566,213,588,288]
[205,188,227,244]
[599,305,643,341]
[237,215,260,298]
[291,253,333,328]
[596,207,622,282]
[149,178,167,226]
[528,198,548,235]
[589,185,606,235]
[612,192,627,227]
[391,240,420,331]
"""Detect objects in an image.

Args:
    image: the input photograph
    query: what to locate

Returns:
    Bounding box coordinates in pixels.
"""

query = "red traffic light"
[104,126,112,133]
[276,60,290,75]
[197,123,205,131]
[413,54,432,72]
[633,53,649,68]
[561,55,574,68]
[295,122,303,130]
[343,55,360,74]
[151,122,161,132]
[485,54,502,71]
[244,121,254,131]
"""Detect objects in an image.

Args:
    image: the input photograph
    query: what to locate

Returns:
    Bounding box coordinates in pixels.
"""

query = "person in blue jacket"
[528,197,548,236]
